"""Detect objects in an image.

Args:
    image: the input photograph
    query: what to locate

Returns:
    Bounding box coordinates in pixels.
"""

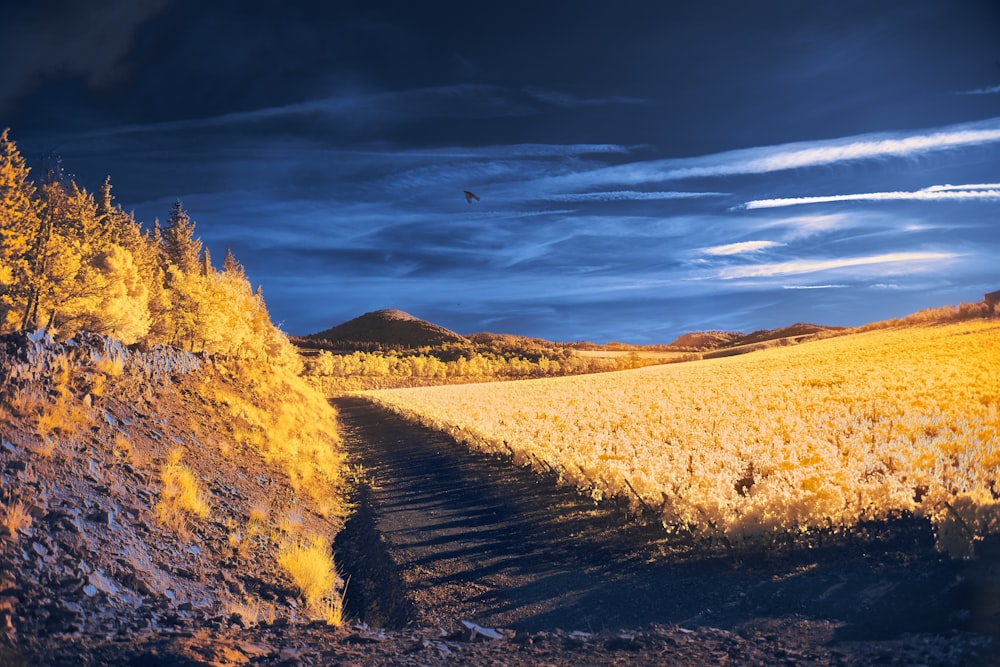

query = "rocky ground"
[1,332,998,665]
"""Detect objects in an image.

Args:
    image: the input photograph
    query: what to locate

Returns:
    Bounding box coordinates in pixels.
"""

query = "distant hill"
[735,322,843,346]
[306,309,468,349]
[669,323,842,351]
[668,330,744,350]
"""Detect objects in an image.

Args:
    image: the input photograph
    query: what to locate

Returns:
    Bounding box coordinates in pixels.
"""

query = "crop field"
[363,320,1000,558]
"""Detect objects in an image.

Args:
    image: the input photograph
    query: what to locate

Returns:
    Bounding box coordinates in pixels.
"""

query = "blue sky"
[3,0,999,342]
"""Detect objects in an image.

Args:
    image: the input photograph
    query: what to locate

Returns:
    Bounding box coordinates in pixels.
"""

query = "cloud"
[957,84,1000,95]
[62,84,648,143]
[544,190,726,202]
[538,117,1000,189]
[522,86,645,108]
[781,285,847,290]
[703,240,783,256]
[718,252,956,279]
[0,0,171,112]
[743,184,1000,209]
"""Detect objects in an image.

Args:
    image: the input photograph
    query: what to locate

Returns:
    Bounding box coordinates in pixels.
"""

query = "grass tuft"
[156,448,210,535]
[276,533,346,624]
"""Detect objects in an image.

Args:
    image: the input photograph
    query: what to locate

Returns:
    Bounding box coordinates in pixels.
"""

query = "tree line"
[0,129,292,363]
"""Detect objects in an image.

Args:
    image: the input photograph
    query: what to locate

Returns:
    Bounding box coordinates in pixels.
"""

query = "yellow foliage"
[210,358,345,516]
[365,320,1000,558]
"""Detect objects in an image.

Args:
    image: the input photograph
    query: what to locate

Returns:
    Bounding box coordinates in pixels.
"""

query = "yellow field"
[362,320,1000,557]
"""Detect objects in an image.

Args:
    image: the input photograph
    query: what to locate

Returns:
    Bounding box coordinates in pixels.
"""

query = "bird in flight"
[464,190,480,204]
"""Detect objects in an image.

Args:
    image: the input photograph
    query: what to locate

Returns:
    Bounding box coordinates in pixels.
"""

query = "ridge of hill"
[305,309,468,350]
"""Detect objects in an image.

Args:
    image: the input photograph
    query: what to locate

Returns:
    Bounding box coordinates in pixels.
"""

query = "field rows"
[363,321,1000,557]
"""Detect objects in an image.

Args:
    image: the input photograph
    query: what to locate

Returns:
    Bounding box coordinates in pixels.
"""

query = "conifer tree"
[162,200,201,274]
[222,247,244,276]
[0,129,40,331]
[200,247,213,277]
[20,170,70,330]
[96,175,114,223]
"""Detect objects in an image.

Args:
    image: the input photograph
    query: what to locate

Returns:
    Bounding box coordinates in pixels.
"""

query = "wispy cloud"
[957,84,1000,95]
[538,117,1000,189]
[743,183,1000,209]
[718,252,956,279]
[522,86,645,108]
[63,85,649,144]
[703,240,783,256]
[782,284,847,290]
[544,190,725,202]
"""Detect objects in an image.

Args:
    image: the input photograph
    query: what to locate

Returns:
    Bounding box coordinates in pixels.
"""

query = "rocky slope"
[0,331,346,665]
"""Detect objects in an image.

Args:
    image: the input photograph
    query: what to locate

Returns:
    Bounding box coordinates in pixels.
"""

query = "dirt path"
[331,396,991,649]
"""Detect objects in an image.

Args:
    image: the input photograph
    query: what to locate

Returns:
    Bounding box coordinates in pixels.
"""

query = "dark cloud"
[0,0,171,114]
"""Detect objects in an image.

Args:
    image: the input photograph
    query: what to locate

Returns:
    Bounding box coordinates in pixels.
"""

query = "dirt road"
[331,395,995,659]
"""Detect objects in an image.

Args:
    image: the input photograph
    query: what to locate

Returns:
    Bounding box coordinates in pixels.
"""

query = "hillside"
[305,309,468,350]
[669,322,842,351]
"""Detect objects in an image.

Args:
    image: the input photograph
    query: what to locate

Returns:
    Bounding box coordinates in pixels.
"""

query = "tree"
[200,247,213,277]
[162,200,201,274]
[222,247,244,276]
[20,172,77,331]
[0,129,40,331]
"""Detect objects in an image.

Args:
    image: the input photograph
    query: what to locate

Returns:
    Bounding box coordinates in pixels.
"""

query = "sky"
[2,0,999,343]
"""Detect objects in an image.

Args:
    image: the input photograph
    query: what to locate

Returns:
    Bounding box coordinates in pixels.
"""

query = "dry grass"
[34,394,92,441]
[276,533,345,624]
[8,386,44,418]
[224,595,277,627]
[207,360,346,518]
[156,448,210,535]
[93,351,125,377]
[1,495,32,538]
[111,432,140,465]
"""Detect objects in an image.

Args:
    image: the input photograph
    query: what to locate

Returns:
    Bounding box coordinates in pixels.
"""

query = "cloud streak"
[539,117,1000,190]
[718,252,956,279]
[544,190,725,202]
[958,84,1000,95]
[703,240,783,256]
[743,184,1000,209]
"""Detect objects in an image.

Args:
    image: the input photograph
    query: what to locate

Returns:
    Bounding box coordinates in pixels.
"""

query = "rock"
[461,620,504,641]
[86,509,112,526]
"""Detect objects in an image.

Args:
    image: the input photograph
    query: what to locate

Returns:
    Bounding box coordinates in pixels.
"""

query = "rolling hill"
[305,309,468,350]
